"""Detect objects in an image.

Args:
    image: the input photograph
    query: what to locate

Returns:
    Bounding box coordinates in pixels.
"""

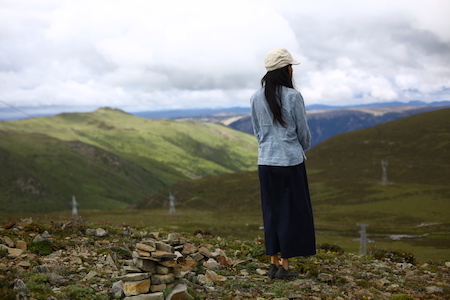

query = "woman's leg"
[280,257,289,270]
[270,255,280,267]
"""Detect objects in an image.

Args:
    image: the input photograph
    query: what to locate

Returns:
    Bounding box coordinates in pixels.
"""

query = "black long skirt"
[258,163,316,258]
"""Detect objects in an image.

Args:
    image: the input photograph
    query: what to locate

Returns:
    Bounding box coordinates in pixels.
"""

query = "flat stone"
[134,258,156,273]
[190,252,204,262]
[117,273,151,282]
[7,247,23,258]
[150,283,166,292]
[152,250,176,259]
[166,283,194,300]
[198,246,212,258]
[136,243,156,253]
[158,260,178,268]
[123,279,151,296]
[203,258,220,270]
[156,265,170,275]
[123,266,142,273]
[3,236,14,247]
[124,292,164,300]
[18,261,31,268]
[181,243,197,255]
[151,273,175,285]
[155,241,173,253]
[137,249,152,257]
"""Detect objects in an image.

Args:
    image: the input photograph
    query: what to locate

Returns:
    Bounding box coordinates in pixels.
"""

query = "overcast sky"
[1,0,450,118]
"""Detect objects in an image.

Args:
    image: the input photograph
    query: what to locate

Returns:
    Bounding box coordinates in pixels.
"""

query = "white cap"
[264,48,300,71]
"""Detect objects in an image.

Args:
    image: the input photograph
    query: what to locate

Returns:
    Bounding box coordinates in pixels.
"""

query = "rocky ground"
[0,217,449,300]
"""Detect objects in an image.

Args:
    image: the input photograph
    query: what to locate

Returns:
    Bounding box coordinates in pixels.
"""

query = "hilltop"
[0,108,257,213]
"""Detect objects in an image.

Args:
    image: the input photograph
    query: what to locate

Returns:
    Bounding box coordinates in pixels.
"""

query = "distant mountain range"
[132,101,450,148]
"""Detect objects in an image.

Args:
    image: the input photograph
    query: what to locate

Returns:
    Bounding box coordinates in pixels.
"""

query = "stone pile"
[111,232,230,300]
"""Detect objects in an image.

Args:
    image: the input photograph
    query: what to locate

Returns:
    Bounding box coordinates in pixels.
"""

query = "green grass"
[0,108,258,212]
[1,208,448,262]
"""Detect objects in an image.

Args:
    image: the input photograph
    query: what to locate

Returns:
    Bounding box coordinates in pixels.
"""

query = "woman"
[250,48,316,279]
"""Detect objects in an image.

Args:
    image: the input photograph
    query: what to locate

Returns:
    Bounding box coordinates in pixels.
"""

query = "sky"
[1,0,450,118]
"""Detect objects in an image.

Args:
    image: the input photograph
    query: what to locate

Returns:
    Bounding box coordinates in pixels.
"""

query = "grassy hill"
[0,108,258,213]
[138,108,450,231]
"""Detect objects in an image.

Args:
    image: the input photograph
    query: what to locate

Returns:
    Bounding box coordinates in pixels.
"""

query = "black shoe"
[267,264,278,279]
[274,266,298,279]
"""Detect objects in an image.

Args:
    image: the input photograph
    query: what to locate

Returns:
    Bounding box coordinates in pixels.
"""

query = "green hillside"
[0,108,258,213]
[138,108,450,230]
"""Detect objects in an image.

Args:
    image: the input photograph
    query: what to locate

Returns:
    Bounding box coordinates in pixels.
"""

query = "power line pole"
[357,223,369,255]
[168,193,176,214]
[381,160,388,185]
[71,195,78,218]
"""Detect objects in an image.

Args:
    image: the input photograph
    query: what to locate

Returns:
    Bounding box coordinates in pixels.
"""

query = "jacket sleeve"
[292,92,311,151]
[250,96,261,141]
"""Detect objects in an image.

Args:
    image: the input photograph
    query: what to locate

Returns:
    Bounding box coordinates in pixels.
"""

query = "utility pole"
[168,193,176,214]
[71,195,78,218]
[357,223,368,255]
[381,160,388,185]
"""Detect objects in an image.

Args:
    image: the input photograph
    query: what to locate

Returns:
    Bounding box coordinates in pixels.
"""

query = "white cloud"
[1,0,450,118]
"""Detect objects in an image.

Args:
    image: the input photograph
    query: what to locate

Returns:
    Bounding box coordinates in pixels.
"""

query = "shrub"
[317,243,344,254]
[28,241,54,256]
[61,284,108,300]
[370,248,416,264]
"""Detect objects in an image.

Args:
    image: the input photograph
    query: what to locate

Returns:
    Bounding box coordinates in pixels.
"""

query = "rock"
[3,236,14,247]
[96,228,108,237]
[112,280,124,298]
[182,242,197,255]
[151,273,175,285]
[134,258,156,273]
[155,241,173,253]
[136,243,156,253]
[317,273,333,282]
[256,268,267,276]
[18,261,31,268]
[13,279,29,294]
[41,231,52,239]
[198,246,212,258]
[190,252,204,262]
[205,270,227,284]
[82,270,98,281]
[117,273,151,282]
[124,292,164,300]
[150,283,166,292]
[203,258,220,270]
[156,265,170,275]
[33,234,46,243]
[426,286,444,293]
[16,240,27,251]
[123,279,151,296]
[7,247,24,258]
[152,250,176,259]
[166,283,194,300]
[166,233,181,245]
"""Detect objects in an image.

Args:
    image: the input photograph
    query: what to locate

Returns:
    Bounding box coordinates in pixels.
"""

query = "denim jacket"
[250,86,311,166]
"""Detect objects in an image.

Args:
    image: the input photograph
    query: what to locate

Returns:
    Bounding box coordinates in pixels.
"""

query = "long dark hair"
[261,65,294,127]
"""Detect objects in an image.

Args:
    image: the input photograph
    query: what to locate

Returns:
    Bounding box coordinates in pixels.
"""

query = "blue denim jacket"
[250,86,311,166]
